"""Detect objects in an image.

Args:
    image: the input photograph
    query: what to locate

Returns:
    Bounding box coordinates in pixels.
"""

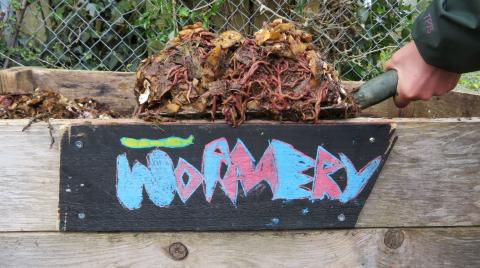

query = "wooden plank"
[359,118,480,227]
[341,80,480,118]
[0,67,35,94]
[361,90,480,118]
[0,119,61,232]
[58,123,394,231]
[2,67,480,118]
[0,118,479,231]
[0,67,137,114]
[0,227,479,267]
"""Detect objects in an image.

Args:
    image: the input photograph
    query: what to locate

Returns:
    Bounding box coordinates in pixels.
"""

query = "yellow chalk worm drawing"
[120,135,194,149]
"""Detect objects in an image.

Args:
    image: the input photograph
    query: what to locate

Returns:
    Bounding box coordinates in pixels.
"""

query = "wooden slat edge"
[0,67,35,94]
[0,67,137,114]
[2,67,480,118]
[0,227,479,267]
[0,118,479,231]
[361,90,480,118]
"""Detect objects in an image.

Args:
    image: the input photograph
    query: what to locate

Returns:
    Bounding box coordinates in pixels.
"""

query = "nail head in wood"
[74,140,83,149]
[168,242,188,261]
[384,229,404,249]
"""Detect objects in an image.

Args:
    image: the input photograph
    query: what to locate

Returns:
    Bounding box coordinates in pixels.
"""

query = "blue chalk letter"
[271,139,314,200]
[116,150,176,209]
[339,154,381,203]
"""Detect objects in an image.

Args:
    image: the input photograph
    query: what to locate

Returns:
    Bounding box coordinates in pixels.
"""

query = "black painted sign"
[59,123,395,231]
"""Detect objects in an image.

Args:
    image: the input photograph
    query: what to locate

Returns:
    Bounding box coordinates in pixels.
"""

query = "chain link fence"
[0,0,429,80]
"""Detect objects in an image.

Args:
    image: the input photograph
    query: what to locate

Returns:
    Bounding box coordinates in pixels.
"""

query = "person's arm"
[385,0,480,107]
[413,0,480,73]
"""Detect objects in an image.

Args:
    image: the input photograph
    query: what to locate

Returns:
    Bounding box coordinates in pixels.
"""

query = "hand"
[384,41,461,108]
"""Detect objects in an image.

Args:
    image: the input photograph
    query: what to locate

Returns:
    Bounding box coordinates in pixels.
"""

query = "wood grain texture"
[0,227,479,267]
[0,67,137,114]
[358,120,480,227]
[342,80,480,118]
[0,67,35,94]
[0,120,61,231]
[0,118,479,231]
[2,67,480,118]
[361,91,480,118]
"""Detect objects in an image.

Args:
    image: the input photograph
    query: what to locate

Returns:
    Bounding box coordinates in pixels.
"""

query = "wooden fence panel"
[0,118,479,231]
[0,228,479,267]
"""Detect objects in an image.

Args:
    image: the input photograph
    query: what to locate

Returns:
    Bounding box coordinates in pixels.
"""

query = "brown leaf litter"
[0,89,114,120]
[0,89,115,147]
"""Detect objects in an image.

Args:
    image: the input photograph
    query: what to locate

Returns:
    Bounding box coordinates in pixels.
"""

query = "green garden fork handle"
[352,70,398,109]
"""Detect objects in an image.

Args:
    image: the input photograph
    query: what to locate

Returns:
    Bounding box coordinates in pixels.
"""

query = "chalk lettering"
[202,138,231,202]
[311,146,343,200]
[116,150,176,209]
[174,158,204,203]
[271,140,315,200]
[116,138,382,209]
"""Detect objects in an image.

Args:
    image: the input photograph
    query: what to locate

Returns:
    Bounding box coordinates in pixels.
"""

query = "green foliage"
[459,72,480,92]
[0,2,16,67]
[136,0,224,54]
[1,0,422,79]
[294,0,308,15]
[1,0,224,71]
[0,17,7,58]
[337,0,421,80]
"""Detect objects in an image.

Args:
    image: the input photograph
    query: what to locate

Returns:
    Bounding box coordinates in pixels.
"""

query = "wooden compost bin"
[0,67,479,267]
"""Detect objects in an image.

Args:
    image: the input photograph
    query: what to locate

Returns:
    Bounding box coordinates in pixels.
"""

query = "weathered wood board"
[1,68,479,266]
[0,118,479,231]
[1,227,479,267]
[0,67,137,114]
[0,118,479,266]
[2,67,480,118]
[361,90,480,118]
[59,123,394,231]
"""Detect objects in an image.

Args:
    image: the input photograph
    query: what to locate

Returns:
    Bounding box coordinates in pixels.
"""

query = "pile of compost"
[135,20,355,126]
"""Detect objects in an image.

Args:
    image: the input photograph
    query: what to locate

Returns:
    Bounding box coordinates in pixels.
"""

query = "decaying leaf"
[254,29,271,45]
[213,31,244,48]
[166,101,181,113]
